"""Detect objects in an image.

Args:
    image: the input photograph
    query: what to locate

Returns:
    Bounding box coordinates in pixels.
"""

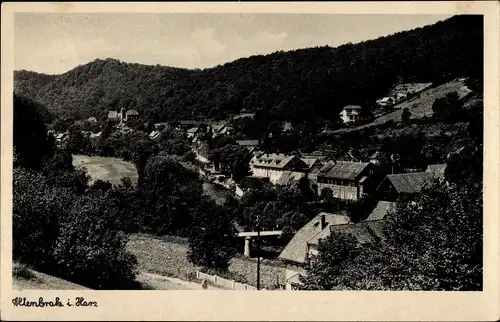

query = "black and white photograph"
[2,1,499,321]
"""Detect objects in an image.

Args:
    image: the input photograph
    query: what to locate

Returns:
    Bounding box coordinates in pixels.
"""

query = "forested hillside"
[14,15,482,126]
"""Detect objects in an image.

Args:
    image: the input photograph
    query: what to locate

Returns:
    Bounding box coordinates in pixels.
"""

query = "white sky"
[14,13,452,74]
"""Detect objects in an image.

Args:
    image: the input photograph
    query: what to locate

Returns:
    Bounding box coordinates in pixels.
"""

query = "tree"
[401,107,411,124]
[432,91,462,123]
[53,193,138,289]
[187,198,237,271]
[300,232,361,290]
[13,94,55,170]
[347,195,378,222]
[130,138,159,185]
[66,124,85,153]
[141,155,203,235]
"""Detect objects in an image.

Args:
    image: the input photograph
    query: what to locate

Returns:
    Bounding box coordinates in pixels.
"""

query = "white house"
[339,105,362,124]
[250,153,314,184]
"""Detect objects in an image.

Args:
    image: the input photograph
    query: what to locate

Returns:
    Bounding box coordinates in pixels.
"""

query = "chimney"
[320,214,326,230]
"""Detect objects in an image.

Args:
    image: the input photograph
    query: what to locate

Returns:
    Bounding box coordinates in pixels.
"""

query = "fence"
[196,271,257,290]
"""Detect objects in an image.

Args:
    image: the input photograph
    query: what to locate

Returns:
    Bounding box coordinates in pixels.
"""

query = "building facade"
[316,161,375,200]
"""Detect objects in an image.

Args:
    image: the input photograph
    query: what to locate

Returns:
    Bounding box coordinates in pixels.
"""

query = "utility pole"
[256,215,261,290]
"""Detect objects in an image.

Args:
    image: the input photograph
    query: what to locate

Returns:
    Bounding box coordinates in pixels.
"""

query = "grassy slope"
[127,234,286,289]
[72,155,138,186]
[12,263,89,290]
[333,79,468,135]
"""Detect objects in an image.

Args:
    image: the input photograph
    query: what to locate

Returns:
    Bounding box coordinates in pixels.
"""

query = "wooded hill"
[14,15,483,126]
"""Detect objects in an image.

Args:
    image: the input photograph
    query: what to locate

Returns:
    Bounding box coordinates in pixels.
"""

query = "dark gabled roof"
[329,221,386,245]
[365,201,396,222]
[279,213,350,264]
[382,172,435,194]
[317,161,371,180]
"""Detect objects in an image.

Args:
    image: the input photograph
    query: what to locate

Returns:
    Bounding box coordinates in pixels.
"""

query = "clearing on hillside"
[333,79,470,135]
[72,155,138,186]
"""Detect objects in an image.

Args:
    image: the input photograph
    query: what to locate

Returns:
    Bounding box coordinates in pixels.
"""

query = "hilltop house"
[339,105,362,124]
[315,161,376,200]
[278,213,351,290]
[107,108,139,124]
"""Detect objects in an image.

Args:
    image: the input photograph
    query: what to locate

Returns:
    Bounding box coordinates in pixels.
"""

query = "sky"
[14,13,452,74]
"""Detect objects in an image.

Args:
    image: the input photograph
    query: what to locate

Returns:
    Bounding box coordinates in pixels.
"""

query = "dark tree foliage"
[140,155,204,236]
[14,15,482,131]
[401,107,411,125]
[13,94,55,170]
[187,198,237,271]
[432,91,462,123]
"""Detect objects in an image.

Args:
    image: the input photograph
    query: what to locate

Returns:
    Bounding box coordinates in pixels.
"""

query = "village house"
[125,109,139,122]
[315,160,376,200]
[149,130,161,140]
[107,108,139,124]
[250,154,318,185]
[279,207,392,290]
[278,213,351,290]
[282,121,294,134]
[376,97,395,107]
[186,127,200,139]
[339,105,362,124]
[376,164,447,201]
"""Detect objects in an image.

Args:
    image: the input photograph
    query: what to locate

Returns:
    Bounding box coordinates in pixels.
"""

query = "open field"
[72,155,138,186]
[127,234,286,289]
[333,79,468,135]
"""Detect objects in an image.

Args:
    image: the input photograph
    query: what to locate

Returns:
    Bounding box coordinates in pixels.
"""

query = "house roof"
[108,111,118,119]
[276,171,304,186]
[236,140,259,147]
[252,154,301,170]
[300,158,319,170]
[317,161,371,180]
[149,131,161,139]
[279,213,350,264]
[344,105,362,110]
[126,109,139,116]
[365,201,396,222]
[187,127,199,134]
[89,132,102,138]
[87,117,97,122]
[426,164,447,180]
[233,113,255,119]
[329,221,385,245]
[287,273,303,285]
[383,172,435,194]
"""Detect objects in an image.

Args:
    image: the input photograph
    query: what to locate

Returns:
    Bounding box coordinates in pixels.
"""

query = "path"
[138,272,222,290]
